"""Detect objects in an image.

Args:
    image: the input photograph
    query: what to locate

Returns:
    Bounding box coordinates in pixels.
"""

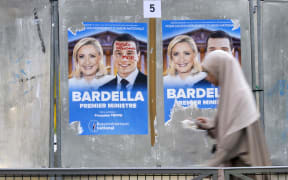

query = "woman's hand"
[196,117,214,130]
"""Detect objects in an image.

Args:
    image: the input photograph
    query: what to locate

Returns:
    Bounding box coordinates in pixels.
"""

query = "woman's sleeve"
[205,130,244,166]
[207,128,217,139]
[206,114,218,139]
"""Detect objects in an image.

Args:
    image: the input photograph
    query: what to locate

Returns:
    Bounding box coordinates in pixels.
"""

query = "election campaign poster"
[162,19,241,122]
[68,22,148,135]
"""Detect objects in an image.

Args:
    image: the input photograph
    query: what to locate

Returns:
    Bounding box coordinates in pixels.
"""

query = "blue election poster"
[162,19,241,122]
[68,22,148,135]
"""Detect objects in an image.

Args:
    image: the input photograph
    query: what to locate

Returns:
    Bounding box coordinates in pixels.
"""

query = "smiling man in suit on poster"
[101,33,147,91]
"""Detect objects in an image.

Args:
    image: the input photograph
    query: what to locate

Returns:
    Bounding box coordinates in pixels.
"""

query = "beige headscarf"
[202,50,271,166]
[203,50,258,139]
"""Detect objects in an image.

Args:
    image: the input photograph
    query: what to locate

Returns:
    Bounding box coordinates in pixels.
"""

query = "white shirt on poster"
[116,69,139,90]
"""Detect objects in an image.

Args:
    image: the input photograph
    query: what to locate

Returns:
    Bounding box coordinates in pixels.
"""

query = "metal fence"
[0,168,218,180]
[0,167,288,180]
[224,166,288,180]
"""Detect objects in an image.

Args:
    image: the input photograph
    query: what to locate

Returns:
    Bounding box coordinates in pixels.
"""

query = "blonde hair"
[72,37,107,79]
[167,35,202,76]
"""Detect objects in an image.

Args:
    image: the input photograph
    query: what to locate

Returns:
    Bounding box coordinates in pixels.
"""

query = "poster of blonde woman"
[68,22,148,135]
[162,19,241,122]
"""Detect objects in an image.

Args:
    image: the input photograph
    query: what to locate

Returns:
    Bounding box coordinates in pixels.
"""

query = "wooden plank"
[148,18,156,146]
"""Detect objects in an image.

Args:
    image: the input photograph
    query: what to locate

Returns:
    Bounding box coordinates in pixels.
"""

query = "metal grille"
[1,168,288,180]
[224,167,288,180]
[0,169,217,180]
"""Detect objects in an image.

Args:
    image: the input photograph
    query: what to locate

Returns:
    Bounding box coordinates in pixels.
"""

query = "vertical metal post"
[249,0,257,90]
[49,0,55,168]
[50,0,61,168]
[257,0,265,127]
[257,0,263,91]
[250,0,265,126]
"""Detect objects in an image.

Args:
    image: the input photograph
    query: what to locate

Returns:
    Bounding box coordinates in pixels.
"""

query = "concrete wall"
[0,0,50,168]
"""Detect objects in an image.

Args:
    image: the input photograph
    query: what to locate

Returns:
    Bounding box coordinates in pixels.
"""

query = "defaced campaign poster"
[68,22,148,135]
[162,19,241,122]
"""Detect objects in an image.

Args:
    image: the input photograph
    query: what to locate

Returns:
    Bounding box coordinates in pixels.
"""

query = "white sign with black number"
[143,0,161,18]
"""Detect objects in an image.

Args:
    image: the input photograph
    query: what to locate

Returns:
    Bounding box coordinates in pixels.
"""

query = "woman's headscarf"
[201,50,271,167]
[202,50,259,144]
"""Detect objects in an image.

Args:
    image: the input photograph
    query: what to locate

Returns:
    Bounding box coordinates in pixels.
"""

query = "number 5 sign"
[143,0,161,18]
